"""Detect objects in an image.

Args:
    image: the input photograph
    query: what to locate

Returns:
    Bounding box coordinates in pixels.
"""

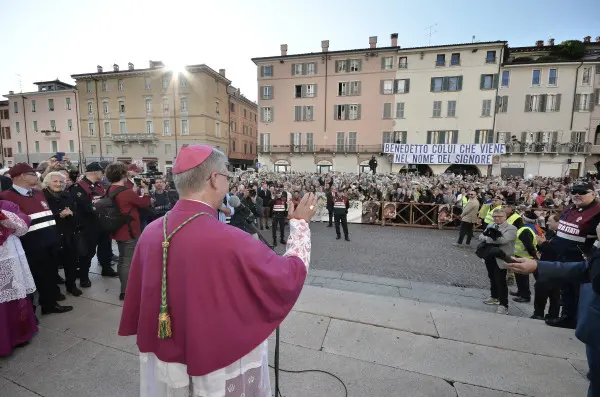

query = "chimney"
[548,38,555,46]
[280,44,288,56]
[535,40,544,47]
[596,36,600,43]
[237,88,240,96]
[321,40,329,52]
[219,69,226,77]
[369,36,377,48]
[391,33,398,47]
[8,91,14,95]
[128,62,134,70]
[584,36,591,43]
[97,65,103,73]
[113,63,119,72]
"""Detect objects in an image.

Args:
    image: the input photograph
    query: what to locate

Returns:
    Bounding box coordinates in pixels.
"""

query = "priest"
[118,145,317,397]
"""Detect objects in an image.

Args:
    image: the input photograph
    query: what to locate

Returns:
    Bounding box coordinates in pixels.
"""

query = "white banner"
[312,199,362,224]
[383,144,505,165]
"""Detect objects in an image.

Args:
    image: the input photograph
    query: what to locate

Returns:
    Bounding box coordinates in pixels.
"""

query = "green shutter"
[442,77,449,91]
[452,131,458,144]
[503,96,509,113]
[493,73,499,89]
[474,130,480,143]
[574,94,581,111]
[405,79,410,93]
[457,76,463,90]
[381,57,386,69]
[430,78,435,92]
[426,131,432,144]
[524,94,532,112]
[380,80,385,94]
[291,64,295,76]
[480,75,485,90]
[357,104,362,120]
[334,105,338,120]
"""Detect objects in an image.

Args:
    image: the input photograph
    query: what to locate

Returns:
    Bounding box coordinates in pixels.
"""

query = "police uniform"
[271,193,288,246]
[333,192,350,241]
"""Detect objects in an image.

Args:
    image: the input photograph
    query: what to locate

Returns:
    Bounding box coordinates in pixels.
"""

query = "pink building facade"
[4,80,82,167]
[0,100,14,167]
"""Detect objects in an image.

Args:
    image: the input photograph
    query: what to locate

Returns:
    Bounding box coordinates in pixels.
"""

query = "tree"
[552,40,586,60]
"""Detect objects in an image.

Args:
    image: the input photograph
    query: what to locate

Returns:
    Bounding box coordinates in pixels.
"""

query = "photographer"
[149,177,178,221]
[228,195,259,238]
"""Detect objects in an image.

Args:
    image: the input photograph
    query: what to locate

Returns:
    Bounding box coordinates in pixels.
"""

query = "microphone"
[228,195,241,208]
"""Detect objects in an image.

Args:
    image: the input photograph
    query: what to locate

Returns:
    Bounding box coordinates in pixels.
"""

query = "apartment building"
[228,86,258,169]
[4,80,80,167]
[495,37,600,178]
[252,34,506,174]
[71,61,231,173]
[0,101,14,167]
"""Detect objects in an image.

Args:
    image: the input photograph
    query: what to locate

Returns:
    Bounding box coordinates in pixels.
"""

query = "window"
[481,100,492,116]
[243,108,247,118]
[90,144,96,154]
[48,99,54,111]
[436,54,445,67]
[294,105,314,121]
[230,121,236,132]
[525,94,562,112]
[181,120,189,135]
[395,79,410,94]
[88,122,95,136]
[291,62,317,76]
[261,86,272,100]
[451,53,460,66]
[486,51,496,63]
[260,133,271,151]
[447,100,456,117]
[145,99,152,112]
[396,102,405,118]
[163,97,169,113]
[260,65,273,77]
[51,140,58,152]
[121,145,127,154]
[432,101,442,118]
[501,70,510,87]
[145,77,151,90]
[179,74,188,88]
[334,104,361,120]
[31,100,36,112]
[383,103,392,119]
[294,84,316,98]
[336,132,345,151]
[575,94,593,112]
[86,81,93,93]
[430,76,463,92]
[261,107,273,122]
[545,94,561,112]
[119,100,125,113]
[582,67,591,85]
[118,79,124,91]
[230,103,235,112]
[474,130,494,144]
[532,69,541,85]
[33,120,38,132]
[17,142,22,153]
[146,121,154,134]
[548,69,558,85]
[66,97,71,110]
[163,120,171,136]
[216,101,220,115]
[50,120,56,131]
[480,74,498,90]
[249,127,253,136]
[335,59,362,73]
[102,79,108,91]
[15,122,20,133]
[87,102,93,114]
[181,98,188,112]
[104,121,111,136]
[381,80,393,94]
[120,120,126,133]
[162,74,170,88]
[382,131,406,144]
[69,140,74,152]
[244,143,248,154]
[496,96,509,113]
[106,144,112,154]
[215,121,221,138]
[165,144,172,153]
[231,139,236,152]
[349,60,361,72]
[398,57,407,69]
[382,57,393,70]
[347,132,357,152]
[68,119,72,131]
[35,141,40,153]
[13,101,19,114]
[427,130,458,144]
[103,101,109,114]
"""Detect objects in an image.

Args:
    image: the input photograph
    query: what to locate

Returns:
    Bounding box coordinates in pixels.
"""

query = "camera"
[249,189,257,197]
[134,161,163,187]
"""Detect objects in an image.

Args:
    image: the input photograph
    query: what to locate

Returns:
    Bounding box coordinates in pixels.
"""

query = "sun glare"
[168,62,187,76]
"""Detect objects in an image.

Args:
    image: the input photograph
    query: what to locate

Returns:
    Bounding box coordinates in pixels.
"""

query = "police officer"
[332,186,350,241]
[271,189,288,247]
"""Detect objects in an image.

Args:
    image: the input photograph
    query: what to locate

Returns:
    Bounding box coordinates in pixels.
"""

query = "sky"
[1,0,599,102]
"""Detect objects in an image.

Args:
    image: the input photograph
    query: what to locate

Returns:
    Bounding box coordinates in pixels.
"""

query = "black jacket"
[258,188,272,207]
[43,189,79,250]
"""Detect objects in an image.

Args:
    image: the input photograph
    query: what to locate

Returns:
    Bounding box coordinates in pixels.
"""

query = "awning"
[116,157,132,162]
[142,157,158,162]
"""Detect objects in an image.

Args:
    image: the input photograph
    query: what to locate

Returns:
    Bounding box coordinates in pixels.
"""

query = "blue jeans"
[588,345,600,397]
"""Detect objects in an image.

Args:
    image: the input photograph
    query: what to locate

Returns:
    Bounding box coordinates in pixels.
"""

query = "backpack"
[94,186,133,236]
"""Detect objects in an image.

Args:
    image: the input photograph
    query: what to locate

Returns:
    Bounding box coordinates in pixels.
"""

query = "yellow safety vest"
[461,196,468,208]
[514,227,537,259]
[484,206,503,224]
[507,213,521,225]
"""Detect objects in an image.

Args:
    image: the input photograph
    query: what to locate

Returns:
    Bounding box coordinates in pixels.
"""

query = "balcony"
[505,142,591,154]
[258,145,382,154]
[41,130,60,139]
[485,56,497,64]
[110,133,159,143]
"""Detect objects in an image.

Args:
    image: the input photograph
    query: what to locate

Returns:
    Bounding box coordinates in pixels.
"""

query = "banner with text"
[383,144,506,165]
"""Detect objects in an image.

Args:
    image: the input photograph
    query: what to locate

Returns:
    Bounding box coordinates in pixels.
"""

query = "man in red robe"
[119,145,316,397]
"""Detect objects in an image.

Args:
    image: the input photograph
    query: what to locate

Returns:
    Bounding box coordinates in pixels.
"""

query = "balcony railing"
[110,133,159,142]
[505,142,591,154]
[258,145,383,154]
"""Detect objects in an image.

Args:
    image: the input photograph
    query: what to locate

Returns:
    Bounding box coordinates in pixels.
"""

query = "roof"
[251,40,507,63]
[228,86,257,108]
[70,63,231,84]
[33,79,75,88]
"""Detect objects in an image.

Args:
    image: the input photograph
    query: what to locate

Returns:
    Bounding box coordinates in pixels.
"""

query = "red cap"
[173,145,213,174]
[8,163,36,178]
[127,164,142,173]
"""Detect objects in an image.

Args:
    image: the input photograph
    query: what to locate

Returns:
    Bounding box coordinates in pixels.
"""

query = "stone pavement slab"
[410,280,489,298]
[430,307,586,360]
[570,358,590,378]
[311,276,401,297]
[0,377,38,397]
[267,311,330,351]
[340,272,412,288]
[454,383,526,397]
[13,341,138,397]
[322,319,588,397]
[268,341,457,397]
[295,285,439,337]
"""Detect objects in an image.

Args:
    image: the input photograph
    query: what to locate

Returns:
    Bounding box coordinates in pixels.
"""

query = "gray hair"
[42,171,66,189]
[492,208,506,216]
[173,148,228,194]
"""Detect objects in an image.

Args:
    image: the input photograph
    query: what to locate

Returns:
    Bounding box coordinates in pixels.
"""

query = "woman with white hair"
[42,172,82,297]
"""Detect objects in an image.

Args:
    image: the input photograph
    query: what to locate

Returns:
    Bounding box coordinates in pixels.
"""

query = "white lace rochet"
[0,210,36,304]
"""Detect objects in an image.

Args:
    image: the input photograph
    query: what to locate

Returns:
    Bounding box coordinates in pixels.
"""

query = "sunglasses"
[571,189,592,195]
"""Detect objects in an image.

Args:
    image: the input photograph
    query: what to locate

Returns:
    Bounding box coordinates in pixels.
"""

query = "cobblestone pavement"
[258,221,489,289]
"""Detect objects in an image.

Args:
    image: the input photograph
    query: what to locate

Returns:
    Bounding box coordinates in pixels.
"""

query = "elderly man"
[119,146,317,397]
[480,208,517,315]
[454,190,479,248]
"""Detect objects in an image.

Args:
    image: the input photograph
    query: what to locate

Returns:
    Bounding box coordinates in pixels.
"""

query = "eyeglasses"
[207,171,232,181]
[571,189,592,196]
[492,215,506,218]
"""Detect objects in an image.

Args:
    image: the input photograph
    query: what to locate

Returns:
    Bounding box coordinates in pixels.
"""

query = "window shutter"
[290,133,294,146]
[405,79,410,93]
[380,80,385,94]
[301,85,307,98]
[493,73,499,89]
[475,130,480,143]
[357,104,362,120]
[502,96,509,112]
[313,62,317,74]
[487,131,494,143]
[524,94,531,112]
[426,131,432,144]
[334,105,338,120]
[271,107,274,121]
[382,131,390,144]
[396,103,401,118]
[535,131,542,142]
[313,85,317,97]
[571,131,578,143]
[574,94,581,111]
[458,76,463,90]
[452,131,458,144]
[552,131,558,144]
[260,66,264,77]
[335,61,340,72]
[357,81,361,95]
[438,130,446,144]
[442,77,449,91]
[381,57,386,69]
[357,60,362,72]
[302,63,307,76]
[521,131,527,144]
[345,60,351,72]
[480,75,485,89]
[495,97,501,113]
[539,94,547,112]
[294,106,300,121]
[430,78,435,92]
[591,92,596,110]
[343,105,350,120]
[595,89,600,105]
[260,108,264,122]
[393,79,399,94]
[291,64,296,76]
